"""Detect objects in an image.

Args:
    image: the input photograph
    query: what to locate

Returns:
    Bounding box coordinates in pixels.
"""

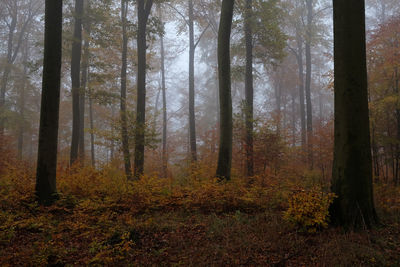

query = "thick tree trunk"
[70,0,83,165]
[134,0,153,179]
[120,0,132,179]
[216,0,234,181]
[305,0,313,169]
[330,0,378,229]
[188,0,197,162]
[244,0,254,177]
[36,0,63,205]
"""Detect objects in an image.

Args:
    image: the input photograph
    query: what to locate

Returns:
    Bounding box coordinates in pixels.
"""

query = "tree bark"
[120,0,132,179]
[296,31,306,150]
[18,39,29,160]
[305,0,313,168]
[36,0,63,205]
[70,0,83,165]
[89,79,95,168]
[158,4,168,178]
[188,0,197,162]
[79,1,90,164]
[244,0,254,177]
[216,0,234,181]
[134,0,153,179]
[330,0,379,229]
[0,10,17,136]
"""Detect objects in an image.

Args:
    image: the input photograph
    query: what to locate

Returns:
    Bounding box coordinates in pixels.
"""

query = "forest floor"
[1,162,400,266]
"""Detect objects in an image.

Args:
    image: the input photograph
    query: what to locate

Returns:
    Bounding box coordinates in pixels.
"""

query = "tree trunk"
[395,66,400,185]
[0,9,17,135]
[70,0,83,165]
[216,0,234,181]
[159,3,168,178]
[120,0,132,179]
[36,0,63,205]
[134,0,153,179]
[244,0,254,177]
[1,4,36,135]
[188,0,197,162]
[89,79,95,168]
[305,0,313,169]
[18,40,29,160]
[79,2,90,165]
[330,0,378,229]
[296,32,306,151]
[291,89,296,147]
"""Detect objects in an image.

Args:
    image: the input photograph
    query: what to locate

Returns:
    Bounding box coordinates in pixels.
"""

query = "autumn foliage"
[1,154,400,265]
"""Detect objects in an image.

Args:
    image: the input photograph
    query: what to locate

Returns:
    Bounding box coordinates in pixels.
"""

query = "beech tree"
[120,0,132,179]
[134,0,153,179]
[330,0,379,228]
[35,0,63,205]
[244,0,254,177]
[216,0,234,181]
[70,0,84,165]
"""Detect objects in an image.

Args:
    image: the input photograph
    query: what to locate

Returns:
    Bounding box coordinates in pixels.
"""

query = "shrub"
[283,189,336,232]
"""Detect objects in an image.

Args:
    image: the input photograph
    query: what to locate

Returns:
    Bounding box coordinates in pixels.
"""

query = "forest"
[1,0,400,265]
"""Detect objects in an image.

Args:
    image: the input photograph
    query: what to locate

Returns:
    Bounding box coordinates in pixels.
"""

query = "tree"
[17,38,30,160]
[367,16,400,184]
[78,1,90,164]
[216,0,234,181]
[330,0,378,228]
[35,0,63,205]
[166,0,211,163]
[305,0,313,168]
[120,0,132,179]
[244,0,254,177]
[188,0,197,162]
[158,3,168,177]
[70,0,84,165]
[134,0,153,179]
[0,0,40,135]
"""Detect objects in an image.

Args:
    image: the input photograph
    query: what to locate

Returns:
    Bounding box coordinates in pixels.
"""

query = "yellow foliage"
[283,189,336,232]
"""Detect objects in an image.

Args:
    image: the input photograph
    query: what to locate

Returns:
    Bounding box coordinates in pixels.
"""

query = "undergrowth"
[1,160,399,266]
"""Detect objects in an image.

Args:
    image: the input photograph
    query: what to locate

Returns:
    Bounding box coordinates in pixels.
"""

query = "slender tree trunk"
[305,0,313,168]
[79,2,90,164]
[188,0,197,162]
[1,4,36,135]
[274,82,282,135]
[158,4,168,177]
[89,78,95,168]
[0,11,17,135]
[120,0,132,179]
[160,10,168,178]
[36,0,63,205]
[244,0,254,177]
[18,40,29,160]
[134,0,153,179]
[330,0,378,228]
[296,33,306,151]
[216,0,234,181]
[70,0,83,165]
[395,66,400,185]
[291,90,296,147]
